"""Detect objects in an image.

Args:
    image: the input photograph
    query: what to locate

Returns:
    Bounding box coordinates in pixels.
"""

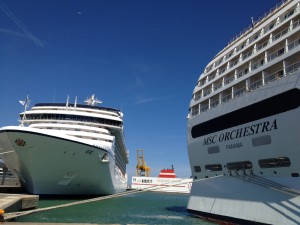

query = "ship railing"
[213,82,222,91]
[222,94,232,103]
[292,18,300,30]
[203,89,211,97]
[210,99,220,109]
[267,48,285,62]
[200,104,209,113]
[272,27,289,42]
[224,75,235,85]
[285,61,300,74]
[190,60,300,118]
[236,68,249,79]
[207,74,215,82]
[242,50,253,61]
[204,2,298,79]
[256,40,269,52]
[194,95,201,101]
[251,59,265,71]
[249,79,263,91]
[191,109,199,116]
[233,87,246,98]
[288,38,300,51]
[227,0,288,45]
[229,59,239,69]
[219,67,227,75]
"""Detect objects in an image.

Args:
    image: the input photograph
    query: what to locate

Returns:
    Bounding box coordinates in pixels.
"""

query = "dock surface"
[0,193,38,213]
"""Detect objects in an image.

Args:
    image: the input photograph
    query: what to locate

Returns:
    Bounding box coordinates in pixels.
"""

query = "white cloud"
[0,2,44,48]
[0,28,25,38]
[134,94,173,105]
[134,97,154,104]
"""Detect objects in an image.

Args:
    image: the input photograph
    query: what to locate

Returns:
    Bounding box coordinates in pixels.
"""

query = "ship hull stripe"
[191,88,300,138]
[0,129,110,155]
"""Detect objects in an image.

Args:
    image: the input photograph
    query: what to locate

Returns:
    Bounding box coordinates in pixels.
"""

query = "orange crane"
[136,149,151,177]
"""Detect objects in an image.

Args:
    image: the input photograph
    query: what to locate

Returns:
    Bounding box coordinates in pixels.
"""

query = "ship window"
[291,173,299,177]
[194,166,201,173]
[227,161,253,171]
[240,43,245,50]
[278,48,284,56]
[205,164,222,172]
[253,33,259,41]
[284,10,294,20]
[258,157,291,168]
[208,146,220,154]
[252,135,271,146]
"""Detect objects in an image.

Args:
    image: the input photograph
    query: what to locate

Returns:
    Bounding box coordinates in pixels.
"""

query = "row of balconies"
[190,59,300,117]
[200,3,300,86]
[193,37,300,102]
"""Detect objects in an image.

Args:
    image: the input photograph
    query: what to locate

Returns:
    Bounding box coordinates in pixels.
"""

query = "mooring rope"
[2,177,207,221]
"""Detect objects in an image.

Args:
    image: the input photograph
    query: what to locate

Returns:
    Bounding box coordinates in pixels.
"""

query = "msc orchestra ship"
[0,95,129,195]
[187,0,300,224]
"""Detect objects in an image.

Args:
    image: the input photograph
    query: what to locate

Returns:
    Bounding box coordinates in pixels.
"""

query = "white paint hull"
[0,127,127,195]
[187,74,300,224]
[131,176,192,194]
[188,176,300,225]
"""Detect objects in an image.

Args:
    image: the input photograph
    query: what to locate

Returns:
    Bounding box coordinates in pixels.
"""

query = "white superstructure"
[187,0,300,224]
[131,166,192,194]
[0,95,129,195]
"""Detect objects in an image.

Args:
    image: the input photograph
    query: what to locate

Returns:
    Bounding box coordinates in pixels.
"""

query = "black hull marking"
[191,89,300,138]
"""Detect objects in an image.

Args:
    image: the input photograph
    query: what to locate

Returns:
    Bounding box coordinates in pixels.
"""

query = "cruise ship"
[187,0,300,224]
[0,95,129,195]
[131,165,192,193]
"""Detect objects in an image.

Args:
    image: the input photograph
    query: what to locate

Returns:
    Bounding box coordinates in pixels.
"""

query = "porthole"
[258,156,291,168]
[227,161,253,171]
[194,166,201,173]
[205,164,222,172]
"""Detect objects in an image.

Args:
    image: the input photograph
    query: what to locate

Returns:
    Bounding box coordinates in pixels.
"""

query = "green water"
[15,192,214,224]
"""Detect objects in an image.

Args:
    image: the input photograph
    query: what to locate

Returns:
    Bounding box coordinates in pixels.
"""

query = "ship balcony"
[199,7,300,87]
[192,36,300,105]
[189,58,300,118]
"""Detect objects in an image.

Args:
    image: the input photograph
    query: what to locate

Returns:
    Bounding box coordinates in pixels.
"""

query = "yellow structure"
[136,149,151,177]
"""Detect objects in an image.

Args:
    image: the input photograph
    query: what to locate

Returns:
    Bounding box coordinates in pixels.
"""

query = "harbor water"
[14,192,214,224]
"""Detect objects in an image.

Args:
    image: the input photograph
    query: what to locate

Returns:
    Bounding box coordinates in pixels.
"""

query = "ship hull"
[0,127,127,195]
[187,74,300,224]
[188,176,300,225]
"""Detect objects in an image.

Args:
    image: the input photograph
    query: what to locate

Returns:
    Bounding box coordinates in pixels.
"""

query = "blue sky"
[0,0,277,179]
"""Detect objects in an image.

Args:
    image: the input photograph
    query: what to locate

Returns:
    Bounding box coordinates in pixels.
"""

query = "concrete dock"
[0,193,38,213]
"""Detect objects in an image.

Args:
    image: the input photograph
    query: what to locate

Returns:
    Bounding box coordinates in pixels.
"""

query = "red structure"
[158,165,176,178]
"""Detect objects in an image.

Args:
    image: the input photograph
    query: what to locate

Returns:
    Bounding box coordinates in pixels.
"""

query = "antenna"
[66,95,69,108]
[74,96,77,109]
[84,94,102,106]
[19,93,30,126]
[251,17,255,28]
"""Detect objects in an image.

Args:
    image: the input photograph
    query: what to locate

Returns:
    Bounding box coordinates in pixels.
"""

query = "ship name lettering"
[203,135,217,146]
[203,119,278,146]
[219,119,277,142]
